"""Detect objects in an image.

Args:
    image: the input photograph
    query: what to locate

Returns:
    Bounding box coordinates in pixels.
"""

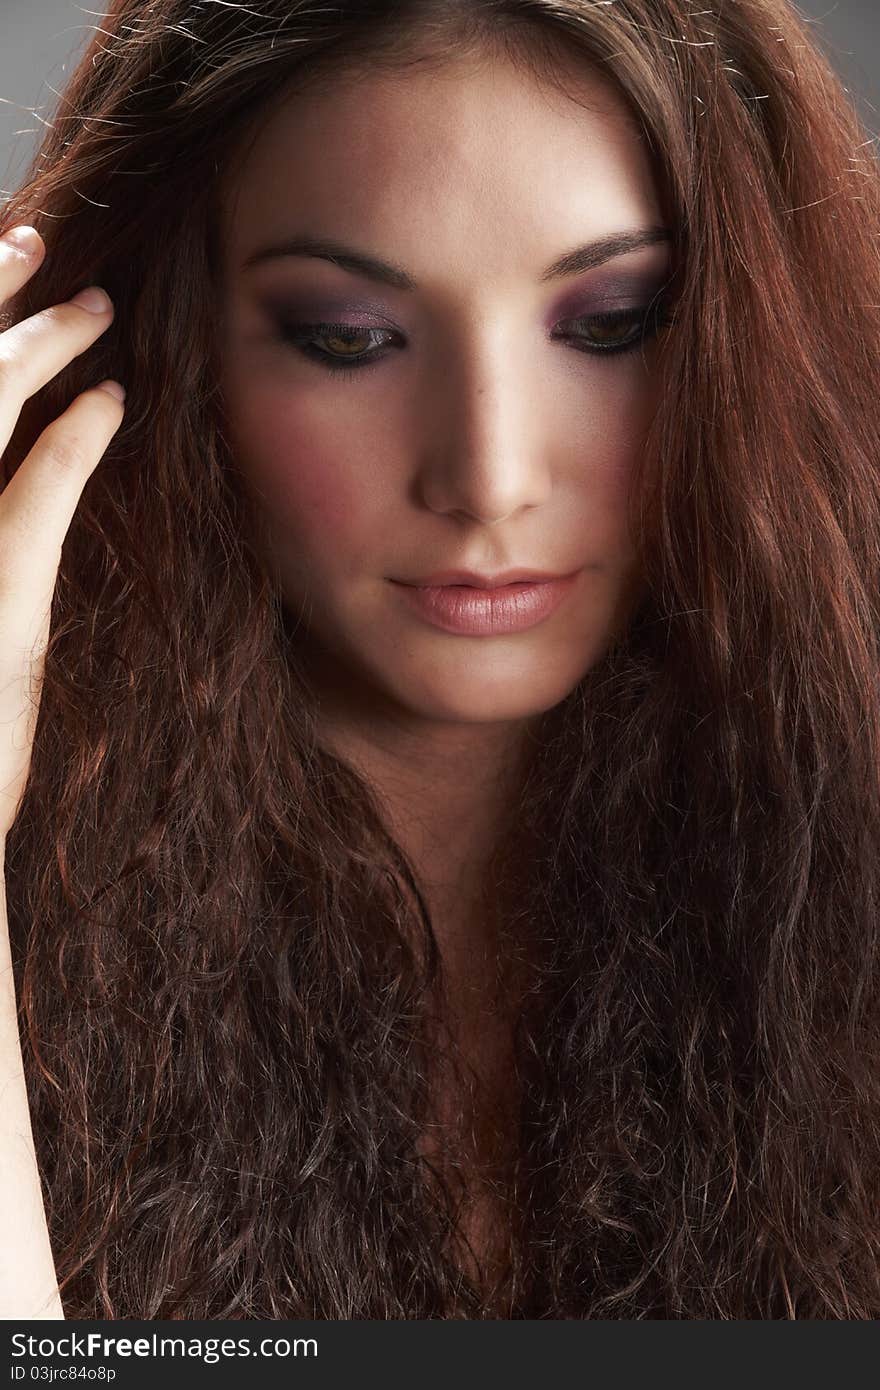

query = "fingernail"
[97,380,126,403]
[3,225,41,255]
[71,285,112,314]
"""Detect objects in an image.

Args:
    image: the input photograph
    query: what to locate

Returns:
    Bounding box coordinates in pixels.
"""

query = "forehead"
[220,50,663,276]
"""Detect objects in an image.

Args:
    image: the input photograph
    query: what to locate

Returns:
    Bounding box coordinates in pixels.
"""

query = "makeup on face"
[254,293,402,333]
[245,246,675,376]
[254,263,672,322]
[546,263,674,322]
[391,571,583,637]
[218,52,670,730]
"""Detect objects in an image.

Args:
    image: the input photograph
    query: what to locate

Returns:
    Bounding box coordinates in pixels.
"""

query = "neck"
[313,697,539,943]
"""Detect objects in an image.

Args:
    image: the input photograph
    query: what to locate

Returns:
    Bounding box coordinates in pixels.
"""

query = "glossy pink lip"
[390,571,581,636]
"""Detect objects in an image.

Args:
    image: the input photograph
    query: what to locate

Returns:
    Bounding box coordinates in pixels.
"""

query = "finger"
[0,226,46,309]
[0,286,115,459]
[0,381,125,605]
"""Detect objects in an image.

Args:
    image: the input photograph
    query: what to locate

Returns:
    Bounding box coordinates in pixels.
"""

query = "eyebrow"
[241,227,672,287]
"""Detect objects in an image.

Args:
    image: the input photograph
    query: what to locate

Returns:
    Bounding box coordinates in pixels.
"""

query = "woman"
[1,0,879,1319]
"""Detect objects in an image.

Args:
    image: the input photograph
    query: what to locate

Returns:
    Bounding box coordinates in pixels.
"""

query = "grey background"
[0,0,878,202]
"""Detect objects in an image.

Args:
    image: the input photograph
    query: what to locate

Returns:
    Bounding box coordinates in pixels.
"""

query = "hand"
[0,225,125,841]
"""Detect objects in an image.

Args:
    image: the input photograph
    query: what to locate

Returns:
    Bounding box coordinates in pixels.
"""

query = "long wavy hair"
[2,0,879,1318]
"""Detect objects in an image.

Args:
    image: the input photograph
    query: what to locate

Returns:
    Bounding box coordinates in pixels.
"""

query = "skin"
[217,45,671,940]
[0,224,124,1318]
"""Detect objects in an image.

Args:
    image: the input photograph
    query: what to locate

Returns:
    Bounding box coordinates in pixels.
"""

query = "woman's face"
[218,47,671,728]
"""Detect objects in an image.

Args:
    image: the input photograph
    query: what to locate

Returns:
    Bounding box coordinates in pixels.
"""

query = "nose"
[414,342,553,526]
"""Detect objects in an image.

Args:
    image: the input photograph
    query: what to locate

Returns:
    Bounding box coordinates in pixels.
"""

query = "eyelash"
[277,297,675,381]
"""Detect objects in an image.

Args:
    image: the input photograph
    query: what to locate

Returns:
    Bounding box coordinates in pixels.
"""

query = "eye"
[276,294,676,380]
[276,321,399,377]
[553,294,676,358]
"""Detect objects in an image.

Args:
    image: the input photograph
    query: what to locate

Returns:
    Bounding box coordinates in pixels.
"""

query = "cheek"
[597,360,659,459]
[227,387,379,557]
[570,367,658,530]
[273,450,357,542]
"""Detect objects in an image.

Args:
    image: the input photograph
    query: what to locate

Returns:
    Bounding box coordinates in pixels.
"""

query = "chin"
[393,666,585,726]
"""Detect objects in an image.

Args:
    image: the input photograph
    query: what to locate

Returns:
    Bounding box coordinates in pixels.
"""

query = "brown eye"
[277,320,400,375]
[581,319,639,347]
[557,298,674,358]
[319,328,377,358]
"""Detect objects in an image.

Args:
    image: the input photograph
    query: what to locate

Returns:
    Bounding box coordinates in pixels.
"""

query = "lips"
[390,570,581,636]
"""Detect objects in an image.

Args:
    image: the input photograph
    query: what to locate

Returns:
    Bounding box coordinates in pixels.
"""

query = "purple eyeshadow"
[258,292,399,330]
[549,270,674,323]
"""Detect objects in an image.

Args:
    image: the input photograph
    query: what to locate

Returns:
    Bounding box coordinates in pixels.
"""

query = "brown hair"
[2,0,879,1317]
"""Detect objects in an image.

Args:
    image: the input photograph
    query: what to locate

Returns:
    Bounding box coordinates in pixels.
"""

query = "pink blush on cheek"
[274,453,357,537]
[239,404,368,548]
[227,386,398,576]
